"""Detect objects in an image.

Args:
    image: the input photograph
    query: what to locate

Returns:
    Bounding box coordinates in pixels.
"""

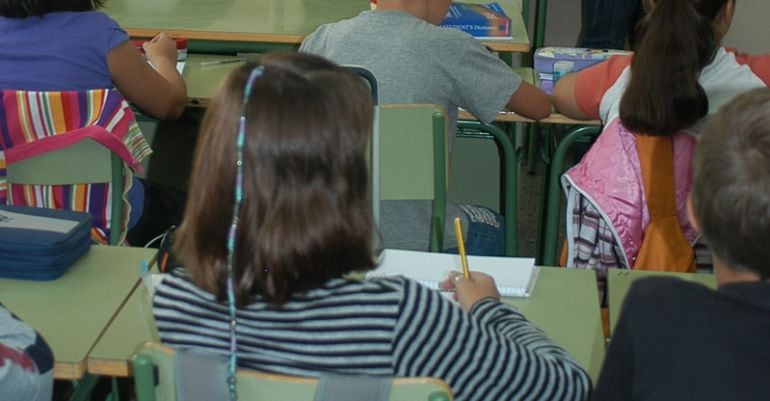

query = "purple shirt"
[0,11,128,91]
[0,11,143,229]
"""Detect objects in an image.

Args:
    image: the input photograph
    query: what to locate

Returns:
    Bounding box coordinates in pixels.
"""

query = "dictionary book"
[441,2,512,40]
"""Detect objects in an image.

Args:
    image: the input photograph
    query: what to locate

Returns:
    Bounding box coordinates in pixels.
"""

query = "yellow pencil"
[453,217,471,279]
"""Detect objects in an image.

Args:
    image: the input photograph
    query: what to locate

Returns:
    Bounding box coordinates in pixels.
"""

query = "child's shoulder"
[627,275,716,312]
[44,10,121,34]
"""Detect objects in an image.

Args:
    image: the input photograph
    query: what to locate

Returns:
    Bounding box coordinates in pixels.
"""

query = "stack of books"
[440,2,512,40]
[534,47,632,94]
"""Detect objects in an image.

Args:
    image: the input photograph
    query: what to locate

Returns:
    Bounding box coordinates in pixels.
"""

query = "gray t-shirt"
[300,10,521,146]
[301,10,519,252]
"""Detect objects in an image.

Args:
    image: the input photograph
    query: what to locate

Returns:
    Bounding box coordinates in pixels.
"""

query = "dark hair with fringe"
[174,52,377,307]
[693,88,770,279]
[619,0,731,136]
[0,0,105,17]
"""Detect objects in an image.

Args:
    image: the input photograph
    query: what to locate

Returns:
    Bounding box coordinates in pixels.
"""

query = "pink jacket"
[561,119,697,268]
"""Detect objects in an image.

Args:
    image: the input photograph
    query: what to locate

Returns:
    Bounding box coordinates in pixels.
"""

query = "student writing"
[152,52,590,401]
[0,0,188,243]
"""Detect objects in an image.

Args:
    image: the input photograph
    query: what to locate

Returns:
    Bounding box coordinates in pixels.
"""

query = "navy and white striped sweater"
[153,271,590,401]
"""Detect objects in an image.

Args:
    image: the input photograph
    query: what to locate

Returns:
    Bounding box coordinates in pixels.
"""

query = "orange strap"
[633,135,695,272]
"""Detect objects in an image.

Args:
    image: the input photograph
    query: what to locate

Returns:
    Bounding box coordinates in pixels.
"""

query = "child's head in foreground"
[692,87,770,280]
[174,52,377,307]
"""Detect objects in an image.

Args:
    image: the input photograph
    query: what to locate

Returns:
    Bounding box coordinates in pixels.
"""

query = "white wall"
[723,0,770,53]
[531,0,770,52]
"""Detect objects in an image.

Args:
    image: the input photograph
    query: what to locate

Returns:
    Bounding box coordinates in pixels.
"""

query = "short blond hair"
[693,88,770,278]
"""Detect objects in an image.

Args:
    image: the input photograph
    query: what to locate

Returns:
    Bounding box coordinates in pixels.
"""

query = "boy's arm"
[507,80,553,120]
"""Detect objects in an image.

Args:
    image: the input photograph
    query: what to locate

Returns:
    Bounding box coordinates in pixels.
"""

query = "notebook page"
[367,249,538,297]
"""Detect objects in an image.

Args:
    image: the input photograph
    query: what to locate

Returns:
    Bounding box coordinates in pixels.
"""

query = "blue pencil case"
[0,204,92,280]
[534,47,632,94]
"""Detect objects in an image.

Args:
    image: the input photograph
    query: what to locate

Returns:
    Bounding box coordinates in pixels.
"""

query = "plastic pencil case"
[533,46,632,76]
[0,204,92,280]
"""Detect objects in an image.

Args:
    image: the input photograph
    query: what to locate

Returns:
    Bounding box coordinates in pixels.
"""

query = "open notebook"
[367,249,539,297]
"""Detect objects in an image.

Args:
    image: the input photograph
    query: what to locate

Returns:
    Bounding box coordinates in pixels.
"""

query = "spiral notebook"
[367,249,539,297]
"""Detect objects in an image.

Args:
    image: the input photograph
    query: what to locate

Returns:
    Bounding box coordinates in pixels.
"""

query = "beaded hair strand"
[225,65,264,401]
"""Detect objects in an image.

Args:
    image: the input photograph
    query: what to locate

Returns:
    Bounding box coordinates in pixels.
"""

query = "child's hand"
[441,271,500,312]
[143,32,178,66]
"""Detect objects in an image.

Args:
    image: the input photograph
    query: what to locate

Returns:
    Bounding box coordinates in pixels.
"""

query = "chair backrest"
[132,342,454,401]
[379,104,448,252]
[344,66,381,234]
[5,138,125,245]
[0,89,151,245]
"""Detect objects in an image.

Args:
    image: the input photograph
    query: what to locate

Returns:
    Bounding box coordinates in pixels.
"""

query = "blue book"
[440,2,512,40]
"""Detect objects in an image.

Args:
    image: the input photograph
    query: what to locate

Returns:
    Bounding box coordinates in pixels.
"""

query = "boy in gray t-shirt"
[301,0,550,254]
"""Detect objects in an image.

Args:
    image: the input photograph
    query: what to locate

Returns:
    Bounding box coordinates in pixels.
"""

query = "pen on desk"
[199,58,245,67]
[453,217,471,279]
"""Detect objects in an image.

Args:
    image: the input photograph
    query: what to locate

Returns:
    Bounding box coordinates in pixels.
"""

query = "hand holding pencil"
[445,218,501,311]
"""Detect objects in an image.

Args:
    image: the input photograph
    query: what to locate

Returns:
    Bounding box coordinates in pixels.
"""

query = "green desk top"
[105,0,528,52]
[183,54,246,107]
[88,266,605,382]
[87,275,159,377]
[607,269,717,335]
[0,245,155,379]
[504,267,605,382]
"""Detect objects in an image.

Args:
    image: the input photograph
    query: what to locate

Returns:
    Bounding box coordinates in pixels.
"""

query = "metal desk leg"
[456,121,518,256]
[541,126,600,266]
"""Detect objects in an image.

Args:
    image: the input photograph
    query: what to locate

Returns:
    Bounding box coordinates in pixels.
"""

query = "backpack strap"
[633,134,695,271]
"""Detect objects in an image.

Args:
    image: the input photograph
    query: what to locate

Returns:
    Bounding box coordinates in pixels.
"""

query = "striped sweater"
[153,271,591,401]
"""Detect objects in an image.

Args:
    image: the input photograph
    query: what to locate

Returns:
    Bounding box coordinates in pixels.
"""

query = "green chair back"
[132,342,454,401]
[379,104,448,252]
[5,138,125,245]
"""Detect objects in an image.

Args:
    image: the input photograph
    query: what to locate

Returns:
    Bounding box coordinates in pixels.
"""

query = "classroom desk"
[606,269,717,334]
[183,57,601,126]
[86,266,605,382]
[183,54,245,107]
[86,274,158,377]
[459,108,601,125]
[457,67,601,125]
[105,0,529,53]
[0,245,155,379]
[504,267,605,381]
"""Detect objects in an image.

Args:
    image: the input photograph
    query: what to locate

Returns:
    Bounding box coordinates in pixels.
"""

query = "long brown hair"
[175,53,376,307]
[619,0,730,136]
